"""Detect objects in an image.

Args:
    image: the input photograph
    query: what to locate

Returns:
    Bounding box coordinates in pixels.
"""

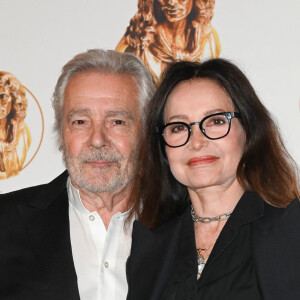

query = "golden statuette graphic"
[116,0,221,82]
[0,72,32,179]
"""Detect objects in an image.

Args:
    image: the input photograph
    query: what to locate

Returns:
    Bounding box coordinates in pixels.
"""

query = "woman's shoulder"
[258,197,300,227]
[252,195,300,248]
[252,197,300,299]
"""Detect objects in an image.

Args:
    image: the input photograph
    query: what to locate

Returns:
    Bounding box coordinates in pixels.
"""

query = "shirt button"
[104,261,109,268]
[89,215,95,221]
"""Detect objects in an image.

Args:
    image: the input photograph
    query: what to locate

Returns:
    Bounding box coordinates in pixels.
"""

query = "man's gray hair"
[52,49,155,141]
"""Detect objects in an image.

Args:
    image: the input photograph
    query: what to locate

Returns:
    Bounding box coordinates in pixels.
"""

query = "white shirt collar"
[67,177,131,219]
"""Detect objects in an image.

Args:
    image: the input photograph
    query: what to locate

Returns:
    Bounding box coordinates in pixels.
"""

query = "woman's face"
[163,79,246,193]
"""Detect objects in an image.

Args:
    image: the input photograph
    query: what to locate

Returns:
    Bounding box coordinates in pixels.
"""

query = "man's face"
[62,72,141,195]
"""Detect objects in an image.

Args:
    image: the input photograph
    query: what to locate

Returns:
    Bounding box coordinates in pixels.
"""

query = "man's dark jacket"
[0,171,81,300]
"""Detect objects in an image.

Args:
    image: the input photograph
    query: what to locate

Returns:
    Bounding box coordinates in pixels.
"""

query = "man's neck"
[75,183,132,229]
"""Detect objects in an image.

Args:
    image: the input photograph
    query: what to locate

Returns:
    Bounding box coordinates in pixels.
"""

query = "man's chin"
[77,180,123,194]
[72,171,123,194]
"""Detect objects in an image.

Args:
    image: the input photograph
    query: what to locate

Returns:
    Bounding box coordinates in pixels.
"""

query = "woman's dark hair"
[129,58,299,229]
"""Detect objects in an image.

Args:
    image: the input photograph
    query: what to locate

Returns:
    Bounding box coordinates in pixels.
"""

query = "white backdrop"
[1,0,299,193]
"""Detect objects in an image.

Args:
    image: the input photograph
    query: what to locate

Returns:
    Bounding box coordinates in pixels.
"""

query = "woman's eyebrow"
[167,114,188,122]
[203,109,226,115]
[167,109,226,122]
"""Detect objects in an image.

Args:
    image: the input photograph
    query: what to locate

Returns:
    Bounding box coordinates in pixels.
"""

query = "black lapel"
[158,205,198,300]
[18,171,80,299]
[160,195,263,296]
[200,192,263,279]
[127,213,187,300]
[252,198,300,300]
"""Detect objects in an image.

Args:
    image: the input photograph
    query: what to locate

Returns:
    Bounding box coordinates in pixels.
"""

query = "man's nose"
[89,122,109,149]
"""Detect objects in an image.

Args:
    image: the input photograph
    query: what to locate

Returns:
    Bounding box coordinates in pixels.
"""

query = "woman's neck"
[188,178,245,218]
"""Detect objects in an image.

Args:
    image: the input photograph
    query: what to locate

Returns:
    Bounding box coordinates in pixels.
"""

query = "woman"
[126,59,300,300]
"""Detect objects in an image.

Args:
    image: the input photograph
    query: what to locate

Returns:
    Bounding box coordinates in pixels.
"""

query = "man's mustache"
[79,150,123,163]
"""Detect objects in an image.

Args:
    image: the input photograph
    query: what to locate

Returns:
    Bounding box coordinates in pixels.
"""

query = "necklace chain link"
[191,205,232,223]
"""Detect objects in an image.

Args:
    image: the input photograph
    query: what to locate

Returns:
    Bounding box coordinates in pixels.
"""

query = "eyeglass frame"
[157,112,241,148]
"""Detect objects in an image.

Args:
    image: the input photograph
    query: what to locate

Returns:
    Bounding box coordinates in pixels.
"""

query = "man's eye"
[113,120,125,125]
[72,120,85,125]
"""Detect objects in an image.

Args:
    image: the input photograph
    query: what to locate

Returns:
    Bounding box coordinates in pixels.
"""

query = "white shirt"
[67,178,133,300]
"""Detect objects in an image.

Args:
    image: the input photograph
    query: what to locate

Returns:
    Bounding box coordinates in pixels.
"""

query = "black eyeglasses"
[157,112,241,148]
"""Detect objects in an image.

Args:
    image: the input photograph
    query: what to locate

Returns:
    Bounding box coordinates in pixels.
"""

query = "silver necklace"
[191,205,232,223]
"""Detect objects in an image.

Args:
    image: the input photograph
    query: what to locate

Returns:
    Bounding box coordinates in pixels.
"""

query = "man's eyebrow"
[67,108,91,120]
[105,110,134,120]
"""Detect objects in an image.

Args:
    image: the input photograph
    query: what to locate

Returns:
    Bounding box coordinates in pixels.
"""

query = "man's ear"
[59,140,65,160]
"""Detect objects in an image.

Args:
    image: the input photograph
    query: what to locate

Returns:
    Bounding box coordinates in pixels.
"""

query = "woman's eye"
[208,117,227,126]
[171,124,187,133]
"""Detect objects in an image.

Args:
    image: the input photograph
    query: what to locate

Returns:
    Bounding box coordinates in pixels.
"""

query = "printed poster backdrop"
[116,0,221,82]
[0,0,299,193]
[0,72,44,181]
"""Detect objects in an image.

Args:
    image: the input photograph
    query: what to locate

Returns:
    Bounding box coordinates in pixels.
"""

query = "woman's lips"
[187,156,218,166]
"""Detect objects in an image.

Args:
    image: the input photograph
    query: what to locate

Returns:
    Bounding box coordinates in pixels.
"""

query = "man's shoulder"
[0,171,69,208]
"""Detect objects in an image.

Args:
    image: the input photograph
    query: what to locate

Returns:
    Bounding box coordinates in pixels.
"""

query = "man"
[0,49,154,299]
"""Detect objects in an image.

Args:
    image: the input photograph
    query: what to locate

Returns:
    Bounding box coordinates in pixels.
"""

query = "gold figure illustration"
[116,0,221,82]
[0,72,31,179]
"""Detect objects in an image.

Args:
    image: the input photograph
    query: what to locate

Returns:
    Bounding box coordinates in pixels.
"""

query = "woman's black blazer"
[126,192,300,300]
